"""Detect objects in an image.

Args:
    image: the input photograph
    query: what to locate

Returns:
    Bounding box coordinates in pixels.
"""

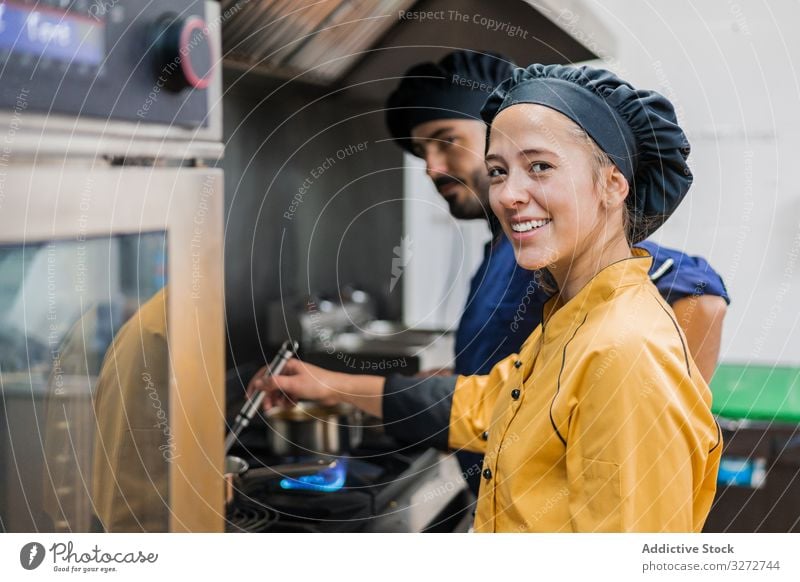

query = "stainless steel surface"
[1,2,225,533]
[266,402,363,457]
[0,2,223,161]
[222,0,415,84]
[0,165,226,532]
[268,290,376,349]
[225,456,250,474]
[223,0,604,104]
[319,325,456,372]
[363,449,470,533]
[224,456,250,505]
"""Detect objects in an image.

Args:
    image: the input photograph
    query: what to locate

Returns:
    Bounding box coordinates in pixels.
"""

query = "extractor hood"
[221,0,417,84]
[221,0,614,100]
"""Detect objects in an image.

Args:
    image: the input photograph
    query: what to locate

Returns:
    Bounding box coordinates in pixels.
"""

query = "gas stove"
[227,503,279,533]
[225,434,473,533]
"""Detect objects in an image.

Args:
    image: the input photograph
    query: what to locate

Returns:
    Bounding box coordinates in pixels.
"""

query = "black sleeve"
[381,374,457,450]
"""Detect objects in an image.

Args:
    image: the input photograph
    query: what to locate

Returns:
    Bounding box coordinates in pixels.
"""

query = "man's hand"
[247,359,342,410]
[248,359,388,418]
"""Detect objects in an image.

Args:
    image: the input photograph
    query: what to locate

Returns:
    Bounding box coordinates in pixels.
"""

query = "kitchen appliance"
[226,433,473,533]
[268,287,376,350]
[703,418,800,532]
[0,0,225,532]
[704,365,800,532]
[220,0,605,102]
[223,357,473,532]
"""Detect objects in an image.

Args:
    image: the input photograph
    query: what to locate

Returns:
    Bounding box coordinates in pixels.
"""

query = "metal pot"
[224,455,249,505]
[265,402,363,457]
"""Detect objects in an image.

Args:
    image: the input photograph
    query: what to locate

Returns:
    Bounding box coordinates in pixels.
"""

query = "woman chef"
[251,64,722,532]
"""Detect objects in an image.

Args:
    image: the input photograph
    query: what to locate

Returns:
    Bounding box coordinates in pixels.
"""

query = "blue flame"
[279,458,348,493]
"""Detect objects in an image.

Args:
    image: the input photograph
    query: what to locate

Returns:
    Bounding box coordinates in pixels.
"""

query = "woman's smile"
[508,217,552,239]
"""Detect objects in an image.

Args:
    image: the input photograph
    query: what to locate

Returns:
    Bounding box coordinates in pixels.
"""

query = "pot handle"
[244,459,338,481]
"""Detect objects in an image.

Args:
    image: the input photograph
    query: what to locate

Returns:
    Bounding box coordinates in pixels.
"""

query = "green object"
[711,364,800,423]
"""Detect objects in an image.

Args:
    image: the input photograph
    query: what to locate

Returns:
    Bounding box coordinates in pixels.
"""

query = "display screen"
[0,1,105,66]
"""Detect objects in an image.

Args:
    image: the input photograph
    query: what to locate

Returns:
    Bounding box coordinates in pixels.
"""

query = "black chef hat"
[481,64,692,242]
[385,50,515,154]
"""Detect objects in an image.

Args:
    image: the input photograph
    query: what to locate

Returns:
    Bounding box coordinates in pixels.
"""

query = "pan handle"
[244,458,338,481]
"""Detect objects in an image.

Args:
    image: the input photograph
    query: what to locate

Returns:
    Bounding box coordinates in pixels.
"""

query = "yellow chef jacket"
[448,249,721,532]
[92,287,170,532]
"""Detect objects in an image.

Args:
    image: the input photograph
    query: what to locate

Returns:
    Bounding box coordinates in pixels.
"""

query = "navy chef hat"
[385,50,515,154]
[480,64,692,242]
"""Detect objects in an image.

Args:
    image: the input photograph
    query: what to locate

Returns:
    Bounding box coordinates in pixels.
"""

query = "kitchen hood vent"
[221,0,417,84]
[220,0,613,100]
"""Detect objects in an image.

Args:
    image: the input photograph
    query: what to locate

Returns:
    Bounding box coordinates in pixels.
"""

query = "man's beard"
[435,168,491,220]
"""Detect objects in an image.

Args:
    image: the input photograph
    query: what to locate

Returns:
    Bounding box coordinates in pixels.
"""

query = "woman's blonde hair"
[569,126,661,245]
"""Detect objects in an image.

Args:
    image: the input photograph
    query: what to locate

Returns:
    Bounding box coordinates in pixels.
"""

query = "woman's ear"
[601,166,629,209]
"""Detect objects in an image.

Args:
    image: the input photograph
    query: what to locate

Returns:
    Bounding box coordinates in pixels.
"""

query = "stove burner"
[279,457,348,493]
[226,503,278,533]
[225,432,472,532]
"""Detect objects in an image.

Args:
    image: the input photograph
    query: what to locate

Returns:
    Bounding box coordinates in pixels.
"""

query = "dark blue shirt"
[453,234,549,376]
[636,240,730,307]
[454,235,730,376]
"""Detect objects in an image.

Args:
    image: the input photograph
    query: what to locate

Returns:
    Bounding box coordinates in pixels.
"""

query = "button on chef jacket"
[452,223,551,495]
[383,249,722,532]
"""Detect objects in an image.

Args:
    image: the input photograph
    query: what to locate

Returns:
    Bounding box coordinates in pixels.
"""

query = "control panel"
[0,0,216,128]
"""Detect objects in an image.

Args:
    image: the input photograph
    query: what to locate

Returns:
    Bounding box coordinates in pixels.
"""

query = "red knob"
[153,14,214,92]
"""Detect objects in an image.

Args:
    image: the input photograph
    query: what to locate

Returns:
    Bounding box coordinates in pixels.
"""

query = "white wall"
[582,0,800,365]
[402,153,491,330]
